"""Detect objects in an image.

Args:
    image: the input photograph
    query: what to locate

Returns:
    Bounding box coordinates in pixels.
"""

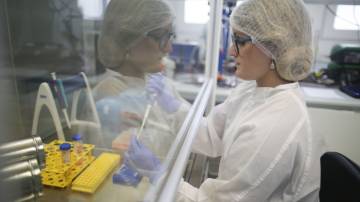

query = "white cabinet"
[308,107,360,164]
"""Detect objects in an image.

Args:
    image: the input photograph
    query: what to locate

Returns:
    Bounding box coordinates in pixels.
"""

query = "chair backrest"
[320,152,360,202]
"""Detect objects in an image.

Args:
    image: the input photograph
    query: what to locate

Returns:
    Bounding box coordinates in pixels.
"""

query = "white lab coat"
[92,69,146,102]
[86,69,189,158]
[177,81,326,202]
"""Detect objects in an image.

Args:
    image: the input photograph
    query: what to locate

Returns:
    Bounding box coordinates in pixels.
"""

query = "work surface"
[174,81,360,111]
[40,148,151,202]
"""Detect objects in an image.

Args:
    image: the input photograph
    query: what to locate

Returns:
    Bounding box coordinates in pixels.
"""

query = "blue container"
[113,164,142,187]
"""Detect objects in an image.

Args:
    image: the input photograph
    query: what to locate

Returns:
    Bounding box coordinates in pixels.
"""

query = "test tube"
[59,143,71,164]
[72,134,83,154]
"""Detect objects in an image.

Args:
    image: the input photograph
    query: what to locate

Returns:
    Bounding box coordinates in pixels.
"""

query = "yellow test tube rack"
[41,140,95,188]
[72,152,121,194]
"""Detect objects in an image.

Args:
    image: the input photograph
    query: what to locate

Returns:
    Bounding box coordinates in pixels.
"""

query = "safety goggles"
[231,33,253,56]
[146,28,175,50]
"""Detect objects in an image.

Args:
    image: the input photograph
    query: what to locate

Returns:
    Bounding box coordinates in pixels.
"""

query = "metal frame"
[143,79,210,202]
[205,0,223,113]
[157,79,214,202]
[146,0,223,201]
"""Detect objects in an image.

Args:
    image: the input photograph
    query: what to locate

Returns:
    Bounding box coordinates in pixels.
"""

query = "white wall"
[309,107,360,164]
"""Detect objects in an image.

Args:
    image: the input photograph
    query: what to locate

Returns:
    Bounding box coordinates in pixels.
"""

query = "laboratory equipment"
[0,2,221,201]
[32,72,101,141]
[0,137,44,202]
[50,72,71,129]
[330,44,360,65]
[67,72,101,129]
[0,159,42,202]
[51,72,101,129]
[41,140,95,188]
[60,143,71,164]
[169,43,200,72]
[340,85,360,98]
[113,164,142,187]
[0,136,45,168]
[71,152,120,194]
[218,1,235,75]
[328,44,360,98]
[137,103,153,139]
[137,76,158,139]
[72,134,83,154]
[31,82,65,141]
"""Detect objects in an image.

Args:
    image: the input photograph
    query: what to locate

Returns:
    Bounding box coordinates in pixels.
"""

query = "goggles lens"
[147,28,175,50]
[231,34,252,56]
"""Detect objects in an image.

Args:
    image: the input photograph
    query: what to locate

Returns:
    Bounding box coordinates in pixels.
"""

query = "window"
[333,5,360,31]
[77,0,106,20]
[184,0,209,24]
[236,1,244,6]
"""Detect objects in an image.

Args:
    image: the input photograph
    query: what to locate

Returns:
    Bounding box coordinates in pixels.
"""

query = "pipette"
[51,72,71,129]
[136,92,156,140]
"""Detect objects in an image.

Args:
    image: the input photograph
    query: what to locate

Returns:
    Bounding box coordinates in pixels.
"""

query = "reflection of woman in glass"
[95,0,173,99]
[91,0,189,155]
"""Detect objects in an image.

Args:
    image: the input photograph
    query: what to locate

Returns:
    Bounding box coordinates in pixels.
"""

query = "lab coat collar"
[251,82,300,103]
[255,82,299,91]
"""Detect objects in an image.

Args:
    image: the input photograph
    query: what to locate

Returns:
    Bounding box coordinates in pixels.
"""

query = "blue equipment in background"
[169,43,200,72]
[218,1,236,75]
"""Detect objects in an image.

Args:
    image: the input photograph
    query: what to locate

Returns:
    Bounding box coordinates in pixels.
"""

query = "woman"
[126,0,326,201]
[85,0,189,157]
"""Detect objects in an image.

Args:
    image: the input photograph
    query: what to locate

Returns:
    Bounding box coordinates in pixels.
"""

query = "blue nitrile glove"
[125,136,164,183]
[113,160,142,187]
[146,73,180,113]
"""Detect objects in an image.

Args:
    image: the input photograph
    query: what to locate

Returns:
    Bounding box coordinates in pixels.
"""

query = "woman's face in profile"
[229,30,271,81]
[130,24,173,74]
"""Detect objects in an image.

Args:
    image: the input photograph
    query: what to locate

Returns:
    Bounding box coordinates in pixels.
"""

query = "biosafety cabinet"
[2,0,360,201]
[0,0,222,201]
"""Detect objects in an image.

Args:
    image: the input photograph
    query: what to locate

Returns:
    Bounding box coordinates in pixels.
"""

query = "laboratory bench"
[39,146,151,202]
[173,80,360,111]
[41,178,149,202]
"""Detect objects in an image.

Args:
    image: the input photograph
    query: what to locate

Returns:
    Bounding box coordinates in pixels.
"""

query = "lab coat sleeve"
[176,141,300,202]
[190,102,227,158]
[167,78,192,132]
[170,101,191,133]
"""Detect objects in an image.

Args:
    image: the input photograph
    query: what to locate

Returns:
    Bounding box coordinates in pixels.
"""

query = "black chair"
[320,152,360,202]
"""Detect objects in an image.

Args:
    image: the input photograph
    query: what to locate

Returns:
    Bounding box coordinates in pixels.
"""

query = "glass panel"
[1,0,207,201]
